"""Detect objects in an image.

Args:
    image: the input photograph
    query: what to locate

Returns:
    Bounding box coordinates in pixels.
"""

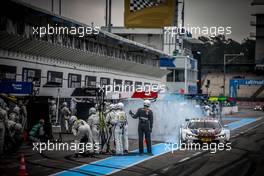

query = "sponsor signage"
[131,91,158,99]
[0,82,33,94]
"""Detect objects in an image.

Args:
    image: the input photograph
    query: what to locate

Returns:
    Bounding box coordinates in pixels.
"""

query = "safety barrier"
[222,106,238,115]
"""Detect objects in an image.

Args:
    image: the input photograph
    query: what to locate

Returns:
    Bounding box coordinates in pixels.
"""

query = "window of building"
[166,69,185,82]
[22,68,41,87]
[47,71,63,87]
[100,77,110,86]
[85,76,96,87]
[124,80,133,92]
[144,82,151,92]
[0,65,16,81]
[166,69,174,82]
[68,73,81,88]
[175,70,185,82]
[113,79,122,91]
[113,79,122,85]
[100,77,110,91]
[135,81,142,90]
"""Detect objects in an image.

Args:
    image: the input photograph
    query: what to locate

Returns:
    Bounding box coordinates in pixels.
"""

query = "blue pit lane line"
[55,117,258,176]
[223,117,258,130]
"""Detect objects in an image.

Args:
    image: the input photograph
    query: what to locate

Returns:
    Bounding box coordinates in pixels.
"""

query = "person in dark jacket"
[129,100,153,155]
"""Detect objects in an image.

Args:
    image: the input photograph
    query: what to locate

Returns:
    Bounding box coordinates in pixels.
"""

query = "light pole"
[223,53,244,96]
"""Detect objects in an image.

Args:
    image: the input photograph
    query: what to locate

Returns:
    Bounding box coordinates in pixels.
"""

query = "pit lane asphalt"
[0,138,152,176]
[1,109,263,176]
[113,110,264,176]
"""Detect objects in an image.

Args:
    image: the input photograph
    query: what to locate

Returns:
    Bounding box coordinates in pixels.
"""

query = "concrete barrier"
[222,106,238,115]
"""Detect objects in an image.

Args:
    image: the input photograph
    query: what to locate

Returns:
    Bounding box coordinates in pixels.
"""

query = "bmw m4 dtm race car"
[180,118,230,144]
[254,105,264,111]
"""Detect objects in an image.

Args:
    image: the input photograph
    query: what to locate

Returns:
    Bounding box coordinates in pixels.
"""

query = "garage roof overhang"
[0,32,169,78]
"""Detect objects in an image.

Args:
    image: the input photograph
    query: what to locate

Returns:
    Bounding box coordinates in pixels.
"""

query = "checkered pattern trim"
[130,0,165,12]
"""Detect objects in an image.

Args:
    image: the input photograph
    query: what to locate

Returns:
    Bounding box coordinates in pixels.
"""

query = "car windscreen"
[188,121,221,129]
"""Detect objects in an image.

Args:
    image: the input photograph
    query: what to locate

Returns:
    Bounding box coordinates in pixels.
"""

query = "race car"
[180,118,230,144]
[254,105,263,111]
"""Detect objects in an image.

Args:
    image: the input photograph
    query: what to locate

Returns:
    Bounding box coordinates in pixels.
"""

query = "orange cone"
[19,154,28,176]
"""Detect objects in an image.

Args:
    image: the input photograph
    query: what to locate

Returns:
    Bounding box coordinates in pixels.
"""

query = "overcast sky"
[20,0,262,42]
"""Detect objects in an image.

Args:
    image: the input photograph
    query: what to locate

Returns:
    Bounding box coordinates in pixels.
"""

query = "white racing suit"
[105,110,118,153]
[70,98,78,116]
[50,104,57,125]
[61,106,71,131]
[87,113,101,153]
[6,120,23,151]
[203,105,211,116]
[72,119,94,154]
[7,120,22,138]
[9,112,20,123]
[113,110,128,155]
[20,105,27,131]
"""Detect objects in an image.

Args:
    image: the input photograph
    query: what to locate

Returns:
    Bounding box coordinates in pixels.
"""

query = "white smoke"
[124,94,204,143]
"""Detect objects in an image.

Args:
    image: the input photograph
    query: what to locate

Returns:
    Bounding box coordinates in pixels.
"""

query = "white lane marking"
[231,116,264,139]
[178,157,190,163]
[160,152,202,172]
[243,120,264,133]
[162,166,170,172]
[149,174,158,176]
[192,152,201,156]
[232,134,239,138]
